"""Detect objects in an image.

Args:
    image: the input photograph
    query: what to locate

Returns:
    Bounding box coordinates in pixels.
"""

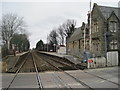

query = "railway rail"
[36,52,93,90]
[37,52,120,87]
[4,51,119,89]
[5,51,43,90]
[37,52,77,71]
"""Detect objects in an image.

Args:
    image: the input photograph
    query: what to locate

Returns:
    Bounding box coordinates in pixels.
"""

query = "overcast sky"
[1,0,120,48]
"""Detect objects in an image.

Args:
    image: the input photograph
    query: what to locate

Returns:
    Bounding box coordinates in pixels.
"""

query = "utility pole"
[83,24,88,63]
[47,34,49,52]
[8,37,12,50]
[84,24,86,52]
[89,0,92,52]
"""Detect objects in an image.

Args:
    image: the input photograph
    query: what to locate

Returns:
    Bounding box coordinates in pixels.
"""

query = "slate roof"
[98,5,120,20]
[67,4,120,43]
[67,23,89,42]
[67,27,82,43]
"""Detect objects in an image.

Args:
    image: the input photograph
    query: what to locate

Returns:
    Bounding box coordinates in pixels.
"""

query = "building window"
[109,21,117,32]
[68,43,70,49]
[86,28,89,34]
[92,43,95,52]
[109,40,118,50]
[96,43,99,51]
[94,22,98,33]
[73,41,74,49]
[79,40,80,49]
[114,40,118,49]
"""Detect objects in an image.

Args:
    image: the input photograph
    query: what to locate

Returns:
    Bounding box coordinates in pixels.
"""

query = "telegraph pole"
[84,24,86,52]
[89,0,92,52]
[47,34,49,52]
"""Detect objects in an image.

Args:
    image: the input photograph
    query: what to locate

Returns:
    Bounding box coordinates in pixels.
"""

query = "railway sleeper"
[7,67,18,73]
[19,68,32,73]
[75,64,87,70]
[59,66,77,71]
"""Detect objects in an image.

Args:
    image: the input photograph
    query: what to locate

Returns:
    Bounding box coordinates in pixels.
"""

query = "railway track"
[4,51,119,89]
[38,52,87,70]
[37,52,77,71]
[34,53,73,89]
[37,52,120,87]
[36,52,94,90]
[5,51,43,90]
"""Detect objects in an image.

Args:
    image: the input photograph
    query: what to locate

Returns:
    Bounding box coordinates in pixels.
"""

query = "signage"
[88,59,93,63]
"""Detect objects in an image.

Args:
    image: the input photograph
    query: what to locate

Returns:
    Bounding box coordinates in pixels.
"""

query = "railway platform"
[1,51,29,73]
[39,51,82,65]
[15,51,29,56]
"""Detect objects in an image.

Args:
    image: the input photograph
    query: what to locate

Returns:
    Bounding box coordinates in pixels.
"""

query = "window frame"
[109,21,117,33]
[109,39,118,50]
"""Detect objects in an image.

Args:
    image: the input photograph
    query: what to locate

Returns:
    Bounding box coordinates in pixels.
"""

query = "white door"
[107,51,118,66]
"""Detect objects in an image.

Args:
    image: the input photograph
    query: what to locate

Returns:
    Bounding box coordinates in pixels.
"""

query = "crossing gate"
[107,51,119,66]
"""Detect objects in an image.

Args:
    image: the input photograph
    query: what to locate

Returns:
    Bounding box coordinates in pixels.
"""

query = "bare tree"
[48,29,58,51]
[62,19,76,37]
[49,29,58,45]
[0,13,26,50]
[57,26,65,45]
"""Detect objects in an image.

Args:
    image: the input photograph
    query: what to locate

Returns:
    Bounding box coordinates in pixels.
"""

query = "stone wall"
[91,4,106,57]
[87,57,106,69]
[67,39,84,59]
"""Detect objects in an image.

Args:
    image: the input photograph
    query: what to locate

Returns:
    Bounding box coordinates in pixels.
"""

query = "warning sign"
[88,59,93,63]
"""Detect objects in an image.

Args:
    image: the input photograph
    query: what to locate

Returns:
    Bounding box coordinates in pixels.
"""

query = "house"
[91,3,120,55]
[57,45,66,54]
[66,23,89,60]
[66,3,120,67]
[91,3,120,66]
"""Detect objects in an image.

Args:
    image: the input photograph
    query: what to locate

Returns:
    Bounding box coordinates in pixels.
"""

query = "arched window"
[109,21,117,33]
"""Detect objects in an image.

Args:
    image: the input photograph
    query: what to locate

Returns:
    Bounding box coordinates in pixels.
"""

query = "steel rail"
[31,52,43,90]
[50,54,120,87]
[36,53,94,90]
[83,70,120,86]
[34,53,73,90]
[37,52,75,69]
[43,59,93,90]
[5,52,30,90]
[38,52,120,87]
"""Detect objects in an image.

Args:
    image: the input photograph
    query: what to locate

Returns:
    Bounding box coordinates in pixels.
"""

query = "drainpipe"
[104,33,107,66]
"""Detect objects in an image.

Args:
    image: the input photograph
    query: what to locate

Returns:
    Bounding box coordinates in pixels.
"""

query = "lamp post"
[53,44,56,52]
[8,37,12,50]
[47,44,49,52]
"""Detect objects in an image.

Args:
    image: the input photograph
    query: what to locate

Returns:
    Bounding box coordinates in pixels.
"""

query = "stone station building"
[66,3,120,67]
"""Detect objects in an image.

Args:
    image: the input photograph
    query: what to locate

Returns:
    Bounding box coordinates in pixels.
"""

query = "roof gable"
[91,3,106,21]
[98,4,120,20]
[108,11,120,22]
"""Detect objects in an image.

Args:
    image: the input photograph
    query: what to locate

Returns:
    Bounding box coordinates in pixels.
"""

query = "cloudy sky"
[1,0,120,48]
